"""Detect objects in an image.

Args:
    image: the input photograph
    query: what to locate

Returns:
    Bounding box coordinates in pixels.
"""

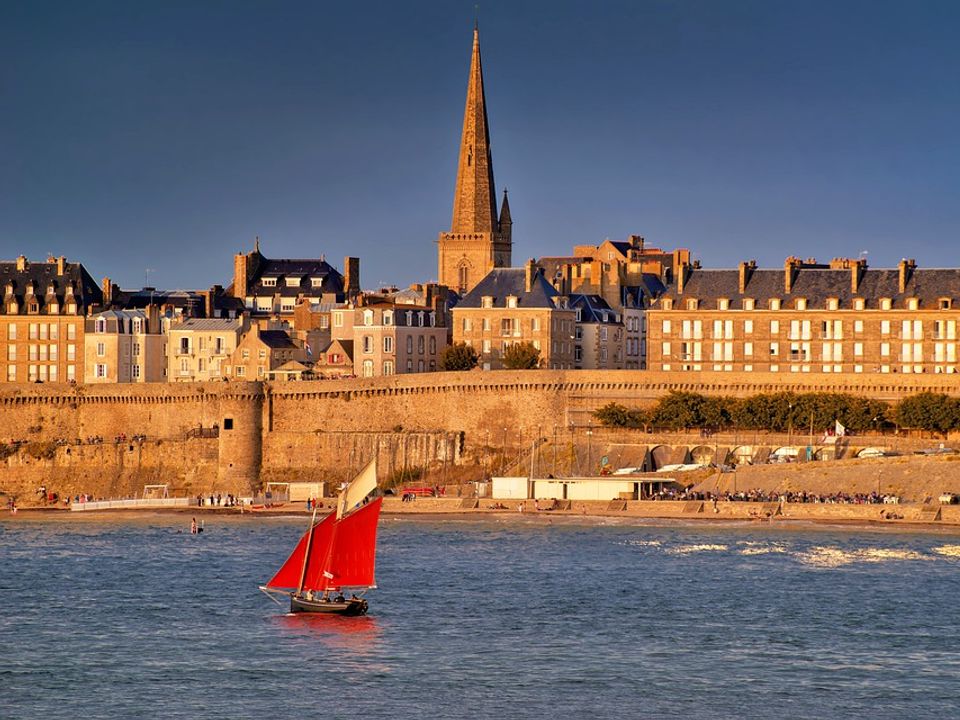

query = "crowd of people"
[650,487,898,505]
[196,493,240,507]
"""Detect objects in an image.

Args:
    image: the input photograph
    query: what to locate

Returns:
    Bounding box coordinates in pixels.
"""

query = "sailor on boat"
[259,459,383,616]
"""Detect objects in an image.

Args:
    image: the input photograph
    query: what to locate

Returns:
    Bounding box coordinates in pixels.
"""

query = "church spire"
[450,25,498,235]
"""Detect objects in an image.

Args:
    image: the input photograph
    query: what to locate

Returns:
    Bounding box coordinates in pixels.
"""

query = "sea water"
[2,515,959,719]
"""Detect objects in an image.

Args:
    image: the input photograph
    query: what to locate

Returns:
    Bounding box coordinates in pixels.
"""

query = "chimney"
[738,260,756,294]
[677,260,689,294]
[344,256,360,298]
[851,259,866,293]
[784,257,800,294]
[204,289,215,318]
[525,258,537,293]
[232,251,248,299]
[146,304,160,334]
[57,256,66,276]
[16,255,27,272]
[898,258,915,294]
[101,277,113,306]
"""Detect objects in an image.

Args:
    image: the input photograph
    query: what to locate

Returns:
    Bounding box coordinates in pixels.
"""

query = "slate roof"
[0,258,102,315]
[457,268,563,309]
[250,258,344,298]
[258,330,298,350]
[115,288,205,314]
[170,318,243,332]
[568,294,621,324]
[658,267,960,309]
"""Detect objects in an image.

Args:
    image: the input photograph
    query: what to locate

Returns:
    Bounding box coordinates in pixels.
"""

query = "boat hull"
[289,594,368,616]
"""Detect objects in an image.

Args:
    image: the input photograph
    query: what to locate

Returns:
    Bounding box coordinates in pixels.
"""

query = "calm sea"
[2,514,959,719]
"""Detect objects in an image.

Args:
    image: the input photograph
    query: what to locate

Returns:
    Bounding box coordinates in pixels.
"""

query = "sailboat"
[260,459,382,615]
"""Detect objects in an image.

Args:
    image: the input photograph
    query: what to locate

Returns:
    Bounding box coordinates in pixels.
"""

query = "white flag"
[835,420,846,437]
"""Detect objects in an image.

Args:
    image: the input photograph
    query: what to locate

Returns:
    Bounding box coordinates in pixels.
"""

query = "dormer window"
[48,302,58,314]
[262,278,277,287]
[481,296,493,309]
[285,277,300,287]
[28,302,39,313]
[311,278,323,288]
[907,297,919,311]
[506,296,518,308]
[67,302,76,314]
[384,311,393,326]
[743,298,755,311]
[718,299,729,311]
[417,312,424,327]
[662,299,673,310]
[796,298,807,311]
[854,298,865,311]
[770,299,781,311]
[939,298,952,310]
[575,308,582,322]
[133,318,143,333]
[686,299,698,311]
[826,298,839,311]
[96,318,107,333]
[363,310,374,326]
[880,298,892,311]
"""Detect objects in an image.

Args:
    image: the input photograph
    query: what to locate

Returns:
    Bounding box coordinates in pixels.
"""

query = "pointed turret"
[437,25,512,295]
[498,188,512,244]
[451,26,498,235]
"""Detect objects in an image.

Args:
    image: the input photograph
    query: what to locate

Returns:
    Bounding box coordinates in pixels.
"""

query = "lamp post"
[586,428,593,476]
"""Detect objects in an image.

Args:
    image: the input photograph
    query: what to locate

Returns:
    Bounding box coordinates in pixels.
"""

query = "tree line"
[593,390,960,436]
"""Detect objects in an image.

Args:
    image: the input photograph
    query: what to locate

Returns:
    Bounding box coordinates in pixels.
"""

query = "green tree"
[502,342,541,369]
[594,402,647,428]
[896,392,960,436]
[440,342,479,371]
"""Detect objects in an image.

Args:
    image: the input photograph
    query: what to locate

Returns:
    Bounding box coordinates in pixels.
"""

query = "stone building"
[230,238,359,327]
[351,301,447,377]
[568,295,625,370]
[224,326,306,381]
[437,26,512,295]
[1,255,102,383]
[313,338,354,378]
[104,283,244,321]
[84,309,166,383]
[167,318,246,382]
[453,262,576,370]
[648,257,960,375]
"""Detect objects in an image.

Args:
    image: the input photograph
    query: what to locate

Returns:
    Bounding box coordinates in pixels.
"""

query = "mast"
[296,505,319,595]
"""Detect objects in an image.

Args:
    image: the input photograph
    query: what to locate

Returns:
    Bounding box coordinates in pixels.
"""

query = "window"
[96,363,107,378]
[311,278,323,288]
[97,342,105,357]
[418,336,425,354]
[242,349,250,360]
[406,336,413,354]
[854,298,865,311]
[501,319,512,336]
[67,344,75,361]
[662,320,672,334]
[215,337,225,354]
[531,317,540,332]
[236,366,245,377]
[383,360,394,375]
[744,320,753,334]
[198,358,206,372]
[7,325,15,340]
[907,298,919,311]
[770,320,780,334]
[362,336,373,354]
[429,337,436,354]
[362,360,374,377]
[383,336,393,353]
[686,299,698,311]
[39,324,48,340]
[743,299,755,311]
[769,299,781,311]
[384,311,393,326]
[132,364,141,379]
[67,324,76,340]
[334,313,343,327]
[418,359,424,372]
[6,345,14,361]
[574,327,583,341]
[29,323,38,339]
[796,298,807,311]
[506,296,518,308]
[940,298,952,310]
[66,365,75,381]
[827,298,838,311]
[363,310,374,326]
[718,299,729,311]
[262,278,277,287]
[880,298,892,311]
[481,296,493,309]
[462,318,472,332]
[6,365,15,382]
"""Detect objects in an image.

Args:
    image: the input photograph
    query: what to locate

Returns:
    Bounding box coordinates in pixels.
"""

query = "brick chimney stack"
[738,260,756,294]
[898,258,916,294]
[101,277,113,306]
[677,260,689,294]
[16,255,27,272]
[57,256,66,276]
[525,258,537,293]
[784,257,801,294]
[344,256,360,298]
[851,259,866,293]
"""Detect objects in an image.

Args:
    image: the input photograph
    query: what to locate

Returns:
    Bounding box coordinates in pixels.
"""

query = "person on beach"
[191,517,197,534]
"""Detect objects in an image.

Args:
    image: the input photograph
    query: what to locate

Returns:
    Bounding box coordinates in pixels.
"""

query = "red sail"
[265,512,336,591]
[305,498,383,592]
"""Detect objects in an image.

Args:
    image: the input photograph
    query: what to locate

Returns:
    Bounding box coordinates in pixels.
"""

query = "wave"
[669,544,728,555]
[796,546,931,568]
[932,544,960,558]
[738,541,788,556]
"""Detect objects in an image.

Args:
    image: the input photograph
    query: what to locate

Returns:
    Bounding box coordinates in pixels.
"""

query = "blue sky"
[2,0,958,290]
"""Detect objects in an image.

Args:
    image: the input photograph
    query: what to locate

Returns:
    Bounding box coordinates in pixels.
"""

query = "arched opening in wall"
[458,265,469,295]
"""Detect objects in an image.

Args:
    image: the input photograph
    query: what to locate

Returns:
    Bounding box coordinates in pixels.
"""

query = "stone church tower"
[437,26,512,295]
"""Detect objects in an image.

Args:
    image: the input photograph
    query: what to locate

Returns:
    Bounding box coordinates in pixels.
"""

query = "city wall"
[3,370,959,500]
